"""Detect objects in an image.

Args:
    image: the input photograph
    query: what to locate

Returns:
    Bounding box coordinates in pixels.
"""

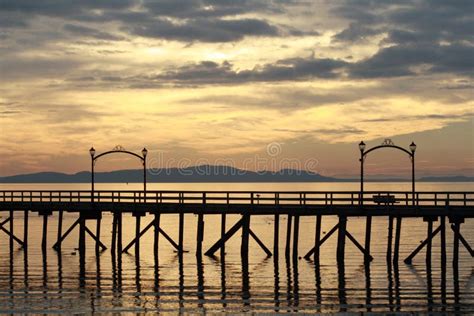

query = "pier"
[0,190,472,267]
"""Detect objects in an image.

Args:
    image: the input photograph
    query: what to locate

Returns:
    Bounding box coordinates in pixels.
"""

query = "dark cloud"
[350,43,474,78]
[126,17,279,42]
[63,24,124,41]
[363,112,474,123]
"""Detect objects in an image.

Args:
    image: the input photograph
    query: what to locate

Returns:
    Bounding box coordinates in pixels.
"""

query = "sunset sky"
[0,0,473,178]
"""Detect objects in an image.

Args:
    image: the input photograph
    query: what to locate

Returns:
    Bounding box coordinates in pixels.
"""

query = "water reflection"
[0,239,472,313]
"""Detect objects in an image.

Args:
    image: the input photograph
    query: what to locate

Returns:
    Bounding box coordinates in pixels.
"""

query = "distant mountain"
[0,167,472,183]
[0,166,336,183]
[419,175,474,182]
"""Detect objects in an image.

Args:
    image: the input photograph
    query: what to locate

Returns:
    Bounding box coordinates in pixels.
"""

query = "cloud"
[63,23,124,41]
[126,17,279,42]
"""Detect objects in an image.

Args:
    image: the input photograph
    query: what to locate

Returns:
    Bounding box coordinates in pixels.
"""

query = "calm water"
[0,182,472,313]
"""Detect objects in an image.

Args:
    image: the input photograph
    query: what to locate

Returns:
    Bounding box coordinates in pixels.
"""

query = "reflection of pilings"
[314,261,322,312]
[285,257,292,310]
[178,254,184,310]
[387,261,394,312]
[221,256,227,309]
[426,258,433,313]
[273,257,280,312]
[241,255,250,308]
[196,253,205,309]
[393,262,401,311]
[57,251,63,293]
[453,261,460,313]
[337,261,346,312]
[292,255,299,307]
[365,263,372,312]
[42,248,48,300]
[96,249,101,291]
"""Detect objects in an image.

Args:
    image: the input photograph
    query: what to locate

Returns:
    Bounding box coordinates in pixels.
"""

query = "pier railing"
[1,190,473,206]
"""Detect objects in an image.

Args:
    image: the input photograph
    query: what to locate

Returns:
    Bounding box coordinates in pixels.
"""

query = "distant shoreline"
[0,167,473,183]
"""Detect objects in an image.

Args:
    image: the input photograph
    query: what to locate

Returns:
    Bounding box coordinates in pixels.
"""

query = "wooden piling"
[179,212,184,253]
[9,209,14,250]
[452,221,460,268]
[314,215,322,261]
[274,214,279,258]
[426,218,433,266]
[393,217,402,263]
[364,216,372,263]
[135,216,141,258]
[111,213,117,254]
[41,214,48,252]
[292,215,300,260]
[79,215,86,267]
[154,212,160,259]
[337,215,347,264]
[95,216,101,254]
[23,210,28,249]
[440,216,446,267]
[196,212,204,256]
[387,216,393,261]
[241,212,250,259]
[56,210,63,251]
[117,213,122,254]
[285,215,292,258]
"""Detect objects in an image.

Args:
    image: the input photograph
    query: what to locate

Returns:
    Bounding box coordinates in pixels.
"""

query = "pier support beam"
[241,213,250,259]
[122,217,180,253]
[293,215,300,260]
[273,214,279,257]
[23,210,28,249]
[56,210,63,251]
[364,216,372,263]
[285,215,292,258]
[196,213,204,256]
[337,216,347,264]
[387,216,393,262]
[304,223,339,259]
[41,214,48,252]
[393,217,402,263]
[404,223,442,264]
[314,215,322,261]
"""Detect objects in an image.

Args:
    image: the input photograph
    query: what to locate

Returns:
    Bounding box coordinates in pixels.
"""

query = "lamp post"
[142,147,148,193]
[409,142,417,205]
[90,147,96,202]
[359,141,366,205]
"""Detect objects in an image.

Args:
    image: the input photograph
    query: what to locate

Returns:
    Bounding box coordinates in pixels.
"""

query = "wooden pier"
[0,190,472,267]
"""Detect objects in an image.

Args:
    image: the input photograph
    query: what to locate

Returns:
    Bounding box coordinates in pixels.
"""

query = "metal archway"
[89,145,148,202]
[359,138,416,205]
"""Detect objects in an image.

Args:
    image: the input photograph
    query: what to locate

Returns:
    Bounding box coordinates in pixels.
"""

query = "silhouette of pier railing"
[0,190,472,271]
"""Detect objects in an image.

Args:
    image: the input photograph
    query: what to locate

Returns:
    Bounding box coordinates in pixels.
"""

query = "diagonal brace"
[53,218,80,250]
[205,218,244,256]
[404,225,442,264]
[84,226,107,251]
[346,230,373,261]
[450,224,474,257]
[304,223,339,259]
[0,217,24,247]
[122,218,180,253]
[249,228,272,257]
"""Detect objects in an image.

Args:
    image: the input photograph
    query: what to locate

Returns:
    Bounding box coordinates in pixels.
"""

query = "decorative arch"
[89,145,148,201]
